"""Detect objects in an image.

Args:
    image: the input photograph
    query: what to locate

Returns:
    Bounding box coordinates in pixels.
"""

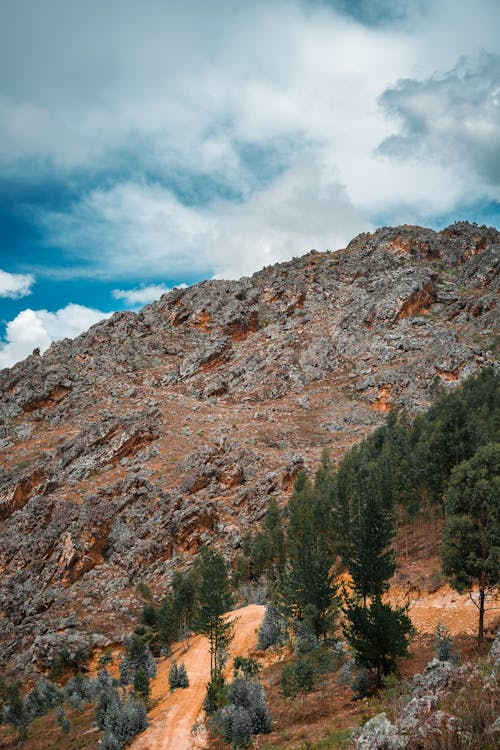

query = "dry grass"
[0,706,97,750]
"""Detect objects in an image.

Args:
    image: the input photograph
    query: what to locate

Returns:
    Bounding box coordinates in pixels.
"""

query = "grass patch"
[262,728,353,750]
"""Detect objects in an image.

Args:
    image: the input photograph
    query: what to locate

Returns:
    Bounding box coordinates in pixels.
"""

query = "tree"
[172,569,198,644]
[133,667,150,703]
[345,457,396,606]
[195,546,234,711]
[282,472,339,640]
[176,663,189,688]
[119,629,156,686]
[343,598,413,684]
[339,442,413,689]
[168,660,189,690]
[1,682,30,742]
[156,595,179,653]
[257,604,286,650]
[441,443,500,652]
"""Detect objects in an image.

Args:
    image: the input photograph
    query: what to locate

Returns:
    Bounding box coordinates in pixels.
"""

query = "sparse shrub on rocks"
[48,643,90,680]
[434,622,459,664]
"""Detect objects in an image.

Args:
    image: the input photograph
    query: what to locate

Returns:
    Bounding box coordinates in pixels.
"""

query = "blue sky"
[1,0,499,367]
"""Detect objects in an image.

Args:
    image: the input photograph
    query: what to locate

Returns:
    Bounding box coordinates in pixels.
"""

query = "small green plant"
[136,582,153,600]
[168,660,189,690]
[434,622,459,663]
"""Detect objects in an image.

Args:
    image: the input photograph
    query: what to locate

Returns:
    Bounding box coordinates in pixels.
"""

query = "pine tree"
[441,443,500,652]
[133,667,150,703]
[195,546,234,712]
[282,472,339,640]
[156,594,179,652]
[345,456,395,606]
[343,598,413,683]
[172,569,198,644]
[176,663,189,688]
[119,629,156,686]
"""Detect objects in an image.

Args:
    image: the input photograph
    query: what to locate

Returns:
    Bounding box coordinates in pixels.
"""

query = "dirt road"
[131,603,265,750]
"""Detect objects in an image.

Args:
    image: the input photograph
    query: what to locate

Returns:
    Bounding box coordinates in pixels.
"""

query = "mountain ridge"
[0,220,498,677]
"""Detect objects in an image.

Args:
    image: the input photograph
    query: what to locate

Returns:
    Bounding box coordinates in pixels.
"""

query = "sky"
[1,0,499,368]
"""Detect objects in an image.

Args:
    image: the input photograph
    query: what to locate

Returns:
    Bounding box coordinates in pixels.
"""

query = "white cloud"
[0,0,499,281]
[0,304,112,369]
[40,163,370,281]
[0,269,34,299]
[379,53,500,187]
[112,283,187,306]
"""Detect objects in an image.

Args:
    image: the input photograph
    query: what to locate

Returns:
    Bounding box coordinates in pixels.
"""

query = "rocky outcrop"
[354,630,500,749]
[0,221,498,676]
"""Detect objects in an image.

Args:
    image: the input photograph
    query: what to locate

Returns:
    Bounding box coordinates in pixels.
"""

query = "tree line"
[240,367,499,696]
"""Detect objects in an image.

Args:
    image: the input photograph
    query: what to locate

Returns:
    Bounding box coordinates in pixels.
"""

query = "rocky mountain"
[0,221,498,677]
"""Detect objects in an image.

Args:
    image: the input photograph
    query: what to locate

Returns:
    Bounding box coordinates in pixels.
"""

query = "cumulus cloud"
[41,163,370,281]
[1,0,499,283]
[379,53,500,186]
[112,283,186,306]
[0,269,34,298]
[0,304,112,369]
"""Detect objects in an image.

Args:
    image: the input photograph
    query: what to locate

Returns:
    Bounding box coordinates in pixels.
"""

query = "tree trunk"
[478,584,485,654]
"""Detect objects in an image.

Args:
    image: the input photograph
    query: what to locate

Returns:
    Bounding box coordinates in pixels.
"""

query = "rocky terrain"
[354,629,500,749]
[0,221,498,677]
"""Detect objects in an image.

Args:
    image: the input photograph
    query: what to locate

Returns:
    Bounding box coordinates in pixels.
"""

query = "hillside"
[0,220,498,678]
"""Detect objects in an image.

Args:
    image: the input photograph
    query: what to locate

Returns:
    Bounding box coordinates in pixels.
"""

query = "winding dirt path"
[131,604,265,750]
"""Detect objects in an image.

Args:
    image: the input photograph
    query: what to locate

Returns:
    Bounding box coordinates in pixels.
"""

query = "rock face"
[0,221,498,675]
[353,629,500,749]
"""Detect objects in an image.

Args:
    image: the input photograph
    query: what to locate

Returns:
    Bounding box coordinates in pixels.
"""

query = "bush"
[203,671,227,714]
[434,623,459,664]
[24,676,63,719]
[56,705,70,733]
[1,683,31,742]
[99,650,113,669]
[168,660,188,690]
[64,674,94,709]
[350,667,377,699]
[258,604,287,650]
[213,671,271,747]
[102,695,148,747]
[119,630,156,686]
[233,656,259,679]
